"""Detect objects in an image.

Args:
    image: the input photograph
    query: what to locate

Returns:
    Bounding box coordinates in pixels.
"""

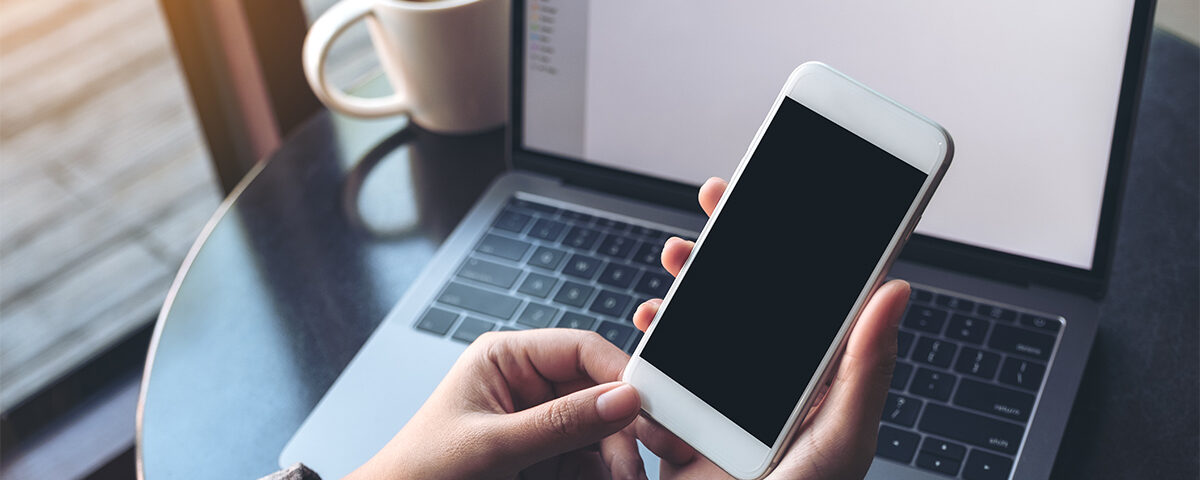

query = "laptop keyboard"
[877,285,1063,479]
[414,195,1064,479]
[415,196,694,353]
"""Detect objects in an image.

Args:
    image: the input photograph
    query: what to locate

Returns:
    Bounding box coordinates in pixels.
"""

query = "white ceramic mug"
[303,0,510,133]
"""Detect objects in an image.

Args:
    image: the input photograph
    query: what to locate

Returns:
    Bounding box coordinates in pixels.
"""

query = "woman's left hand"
[344,328,665,480]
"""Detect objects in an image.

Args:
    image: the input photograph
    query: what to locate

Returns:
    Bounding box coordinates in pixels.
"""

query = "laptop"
[280,0,1157,478]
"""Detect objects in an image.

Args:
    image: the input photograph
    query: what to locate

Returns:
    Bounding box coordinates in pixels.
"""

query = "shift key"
[438,282,522,320]
[476,234,530,261]
[919,404,1025,455]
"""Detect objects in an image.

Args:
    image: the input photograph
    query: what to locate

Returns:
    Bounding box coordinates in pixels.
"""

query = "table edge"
[133,151,274,480]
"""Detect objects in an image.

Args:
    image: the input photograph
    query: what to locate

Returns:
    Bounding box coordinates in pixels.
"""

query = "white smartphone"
[622,62,953,479]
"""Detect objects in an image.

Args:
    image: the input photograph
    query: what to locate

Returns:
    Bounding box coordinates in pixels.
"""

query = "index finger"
[476,328,630,387]
[699,177,728,216]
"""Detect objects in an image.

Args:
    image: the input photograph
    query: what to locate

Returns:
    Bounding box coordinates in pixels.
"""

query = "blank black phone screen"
[639,98,927,445]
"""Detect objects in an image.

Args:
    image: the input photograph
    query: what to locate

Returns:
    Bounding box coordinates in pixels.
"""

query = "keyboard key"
[936,294,976,312]
[634,271,672,297]
[597,263,639,289]
[561,210,593,223]
[596,321,634,348]
[553,282,595,308]
[493,209,532,233]
[594,218,629,232]
[988,324,1055,360]
[509,198,558,214]
[557,312,597,330]
[954,378,1035,422]
[903,306,948,334]
[631,241,664,266]
[976,303,1017,322]
[962,450,1013,480]
[499,326,522,332]
[563,254,604,280]
[517,273,558,298]
[528,246,566,270]
[517,303,559,328]
[438,282,522,320]
[457,258,522,288]
[897,330,915,358]
[476,234,530,262]
[912,337,957,368]
[998,357,1046,391]
[954,347,1000,379]
[590,290,632,317]
[919,404,1025,455]
[946,314,989,344]
[911,288,934,303]
[528,218,567,241]
[632,225,664,238]
[910,368,956,401]
[415,308,458,335]
[562,226,602,250]
[881,393,922,427]
[597,234,636,259]
[876,426,920,463]
[916,451,961,476]
[892,361,914,390]
[921,437,967,461]
[451,317,494,343]
[1020,313,1062,333]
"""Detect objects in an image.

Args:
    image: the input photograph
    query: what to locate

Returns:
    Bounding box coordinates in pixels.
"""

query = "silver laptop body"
[279,1,1157,478]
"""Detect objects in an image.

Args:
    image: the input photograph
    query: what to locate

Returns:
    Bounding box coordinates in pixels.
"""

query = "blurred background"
[0,0,373,476]
[0,0,1195,478]
[0,0,376,417]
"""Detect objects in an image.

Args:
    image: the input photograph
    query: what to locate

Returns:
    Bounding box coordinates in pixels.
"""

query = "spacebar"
[437,282,522,320]
[918,403,1024,455]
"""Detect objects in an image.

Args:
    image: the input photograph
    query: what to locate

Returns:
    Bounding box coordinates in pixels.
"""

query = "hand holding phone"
[623,62,953,479]
[630,178,916,479]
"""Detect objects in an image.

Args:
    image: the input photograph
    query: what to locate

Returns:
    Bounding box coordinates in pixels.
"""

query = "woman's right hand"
[630,177,909,479]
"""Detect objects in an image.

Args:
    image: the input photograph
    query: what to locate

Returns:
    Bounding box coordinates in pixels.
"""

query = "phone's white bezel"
[622,62,953,479]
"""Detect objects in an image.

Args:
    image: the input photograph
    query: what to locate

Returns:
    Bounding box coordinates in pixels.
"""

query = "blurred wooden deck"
[0,0,381,412]
[0,0,221,412]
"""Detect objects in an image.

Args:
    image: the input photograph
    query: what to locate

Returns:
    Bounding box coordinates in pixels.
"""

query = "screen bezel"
[508,0,1158,298]
[623,63,953,477]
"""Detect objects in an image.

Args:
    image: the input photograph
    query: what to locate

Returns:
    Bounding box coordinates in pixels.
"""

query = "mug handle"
[302,0,409,118]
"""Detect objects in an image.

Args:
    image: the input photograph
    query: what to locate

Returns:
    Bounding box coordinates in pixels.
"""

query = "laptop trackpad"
[278,321,662,478]
[278,322,464,478]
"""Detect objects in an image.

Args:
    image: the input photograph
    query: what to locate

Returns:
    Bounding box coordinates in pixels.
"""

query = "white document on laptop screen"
[523,0,1136,270]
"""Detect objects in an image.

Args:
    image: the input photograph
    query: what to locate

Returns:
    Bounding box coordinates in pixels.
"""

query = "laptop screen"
[521,0,1138,270]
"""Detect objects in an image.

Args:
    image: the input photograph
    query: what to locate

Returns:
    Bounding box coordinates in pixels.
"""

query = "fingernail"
[596,383,639,422]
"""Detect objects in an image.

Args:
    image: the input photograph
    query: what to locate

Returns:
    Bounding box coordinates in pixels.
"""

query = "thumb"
[784,280,910,479]
[817,280,909,452]
[486,382,641,470]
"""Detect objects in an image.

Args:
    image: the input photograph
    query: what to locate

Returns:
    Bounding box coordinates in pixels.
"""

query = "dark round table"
[136,31,1198,479]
